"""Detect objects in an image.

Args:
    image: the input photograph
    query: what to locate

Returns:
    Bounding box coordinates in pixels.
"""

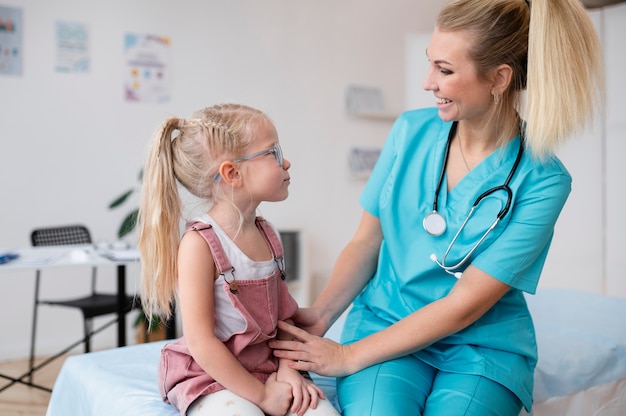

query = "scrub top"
[341,107,571,411]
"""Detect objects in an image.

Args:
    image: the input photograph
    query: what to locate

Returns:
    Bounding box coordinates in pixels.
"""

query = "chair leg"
[84,318,92,353]
[28,271,41,384]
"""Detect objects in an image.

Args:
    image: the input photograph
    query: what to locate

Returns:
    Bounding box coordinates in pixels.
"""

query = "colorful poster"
[124,33,171,103]
[0,6,23,76]
[55,21,90,73]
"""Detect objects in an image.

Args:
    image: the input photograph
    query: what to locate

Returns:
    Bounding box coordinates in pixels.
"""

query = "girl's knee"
[293,398,340,416]
[187,390,265,416]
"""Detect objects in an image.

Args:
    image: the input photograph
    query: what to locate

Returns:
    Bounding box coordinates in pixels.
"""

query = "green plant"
[133,309,163,332]
[108,169,142,239]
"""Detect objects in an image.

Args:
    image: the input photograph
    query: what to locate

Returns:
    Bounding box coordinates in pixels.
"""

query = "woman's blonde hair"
[138,103,269,320]
[438,0,604,158]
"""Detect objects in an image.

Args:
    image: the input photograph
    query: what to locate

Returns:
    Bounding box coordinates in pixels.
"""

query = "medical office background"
[0,0,624,362]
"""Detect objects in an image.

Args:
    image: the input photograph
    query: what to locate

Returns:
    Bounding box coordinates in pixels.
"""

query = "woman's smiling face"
[422,27,495,124]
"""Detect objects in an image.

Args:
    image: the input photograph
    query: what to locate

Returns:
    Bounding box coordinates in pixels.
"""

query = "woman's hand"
[291,307,328,337]
[260,372,293,416]
[270,321,354,378]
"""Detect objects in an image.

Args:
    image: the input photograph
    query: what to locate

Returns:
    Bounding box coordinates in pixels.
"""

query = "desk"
[0,245,142,393]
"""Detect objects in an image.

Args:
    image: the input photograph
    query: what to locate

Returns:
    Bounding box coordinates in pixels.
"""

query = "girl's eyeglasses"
[232,142,283,167]
[213,142,283,182]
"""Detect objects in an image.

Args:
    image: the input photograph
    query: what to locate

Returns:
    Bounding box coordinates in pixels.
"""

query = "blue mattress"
[45,289,626,415]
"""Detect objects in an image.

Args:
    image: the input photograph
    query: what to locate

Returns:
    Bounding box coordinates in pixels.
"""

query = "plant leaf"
[109,189,134,209]
[118,209,139,238]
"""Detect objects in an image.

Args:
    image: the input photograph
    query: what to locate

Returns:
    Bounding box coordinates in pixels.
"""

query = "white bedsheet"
[46,340,176,416]
[45,289,626,416]
[525,289,626,402]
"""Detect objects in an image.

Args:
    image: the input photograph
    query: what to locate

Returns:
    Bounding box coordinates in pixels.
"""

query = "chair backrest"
[31,225,92,247]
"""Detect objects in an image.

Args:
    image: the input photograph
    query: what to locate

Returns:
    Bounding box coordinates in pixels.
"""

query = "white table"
[0,244,144,393]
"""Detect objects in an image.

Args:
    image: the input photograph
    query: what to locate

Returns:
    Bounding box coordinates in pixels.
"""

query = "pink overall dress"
[158,217,298,414]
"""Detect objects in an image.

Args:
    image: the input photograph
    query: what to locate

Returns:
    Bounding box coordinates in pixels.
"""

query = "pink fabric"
[158,219,298,414]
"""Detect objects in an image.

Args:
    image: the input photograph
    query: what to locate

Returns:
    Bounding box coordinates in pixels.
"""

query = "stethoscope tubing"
[427,121,525,276]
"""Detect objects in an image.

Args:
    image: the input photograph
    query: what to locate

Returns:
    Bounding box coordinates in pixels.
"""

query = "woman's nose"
[422,67,436,91]
[282,158,291,170]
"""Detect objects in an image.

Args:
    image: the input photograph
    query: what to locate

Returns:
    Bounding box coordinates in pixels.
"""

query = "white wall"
[603,3,626,296]
[2,0,624,362]
[0,0,445,360]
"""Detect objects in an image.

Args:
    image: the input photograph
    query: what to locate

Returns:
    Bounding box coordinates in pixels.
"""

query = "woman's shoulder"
[396,107,442,125]
[386,107,450,150]
[521,149,571,181]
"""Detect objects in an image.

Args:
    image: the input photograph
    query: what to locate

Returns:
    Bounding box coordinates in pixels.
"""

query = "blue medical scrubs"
[340,108,571,411]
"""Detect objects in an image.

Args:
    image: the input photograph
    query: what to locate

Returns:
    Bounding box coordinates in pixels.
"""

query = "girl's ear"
[218,161,243,187]
[491,63,513,96]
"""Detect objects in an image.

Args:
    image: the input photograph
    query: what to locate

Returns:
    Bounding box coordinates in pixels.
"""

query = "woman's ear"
[218,161,242,187]
[491,64,513,96]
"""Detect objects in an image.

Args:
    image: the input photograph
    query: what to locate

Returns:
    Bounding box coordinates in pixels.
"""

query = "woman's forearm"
[312,240,379,326]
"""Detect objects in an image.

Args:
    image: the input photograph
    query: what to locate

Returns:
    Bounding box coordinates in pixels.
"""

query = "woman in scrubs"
[271,0,604,415]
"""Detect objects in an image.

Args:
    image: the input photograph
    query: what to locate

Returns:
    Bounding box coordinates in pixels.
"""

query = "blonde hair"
[138,103,269,320]
[438,0,604,158]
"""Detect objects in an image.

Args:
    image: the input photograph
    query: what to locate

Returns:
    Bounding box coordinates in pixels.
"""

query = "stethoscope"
[424,122,524,278]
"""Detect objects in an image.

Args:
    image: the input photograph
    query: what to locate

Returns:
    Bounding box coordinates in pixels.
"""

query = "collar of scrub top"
[425,120,525,278]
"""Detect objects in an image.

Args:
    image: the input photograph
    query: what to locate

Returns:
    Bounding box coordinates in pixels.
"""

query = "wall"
[0,0,444,360]
[1,0,624,362]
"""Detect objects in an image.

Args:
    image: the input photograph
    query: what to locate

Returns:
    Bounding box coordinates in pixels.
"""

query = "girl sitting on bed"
[137,103,338,416]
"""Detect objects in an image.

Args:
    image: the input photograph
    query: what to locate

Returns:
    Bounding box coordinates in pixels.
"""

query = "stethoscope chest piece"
[423,211,446,236]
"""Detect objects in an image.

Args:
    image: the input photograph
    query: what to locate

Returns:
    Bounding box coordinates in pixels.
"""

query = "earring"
[493,93,500,105]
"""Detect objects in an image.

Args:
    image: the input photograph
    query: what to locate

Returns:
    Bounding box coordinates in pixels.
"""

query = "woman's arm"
[293,211,383,336]
[178,231,292,416]
[272,265,510,377]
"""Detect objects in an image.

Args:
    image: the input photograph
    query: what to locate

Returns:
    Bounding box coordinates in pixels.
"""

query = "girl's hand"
[270,321,354,377]
[260,372,293,416]
[277,363,326,416]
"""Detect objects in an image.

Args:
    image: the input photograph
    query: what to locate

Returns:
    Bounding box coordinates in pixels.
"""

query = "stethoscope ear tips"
[430,253,463,279]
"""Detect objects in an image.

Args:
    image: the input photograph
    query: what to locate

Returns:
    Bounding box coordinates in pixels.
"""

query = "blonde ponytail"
[525,0,604,157]
[138,118,183,320]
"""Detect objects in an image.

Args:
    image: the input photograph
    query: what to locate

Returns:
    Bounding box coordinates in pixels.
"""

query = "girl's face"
[422,28,494,124]
[240,121,291,203]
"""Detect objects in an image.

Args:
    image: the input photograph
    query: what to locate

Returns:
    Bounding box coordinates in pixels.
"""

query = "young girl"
[137,103,338,416]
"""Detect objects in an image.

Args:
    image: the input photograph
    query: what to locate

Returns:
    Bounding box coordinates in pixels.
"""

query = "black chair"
[28,224,138,386]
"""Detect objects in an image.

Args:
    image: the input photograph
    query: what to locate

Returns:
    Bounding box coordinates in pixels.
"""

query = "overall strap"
[187,221,238,293]
[255,217,286,280]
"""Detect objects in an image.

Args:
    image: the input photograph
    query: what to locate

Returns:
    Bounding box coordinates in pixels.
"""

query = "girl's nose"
[282,158,291,170]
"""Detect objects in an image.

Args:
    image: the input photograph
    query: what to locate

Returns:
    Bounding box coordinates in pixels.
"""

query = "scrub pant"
[337,355,522,416]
